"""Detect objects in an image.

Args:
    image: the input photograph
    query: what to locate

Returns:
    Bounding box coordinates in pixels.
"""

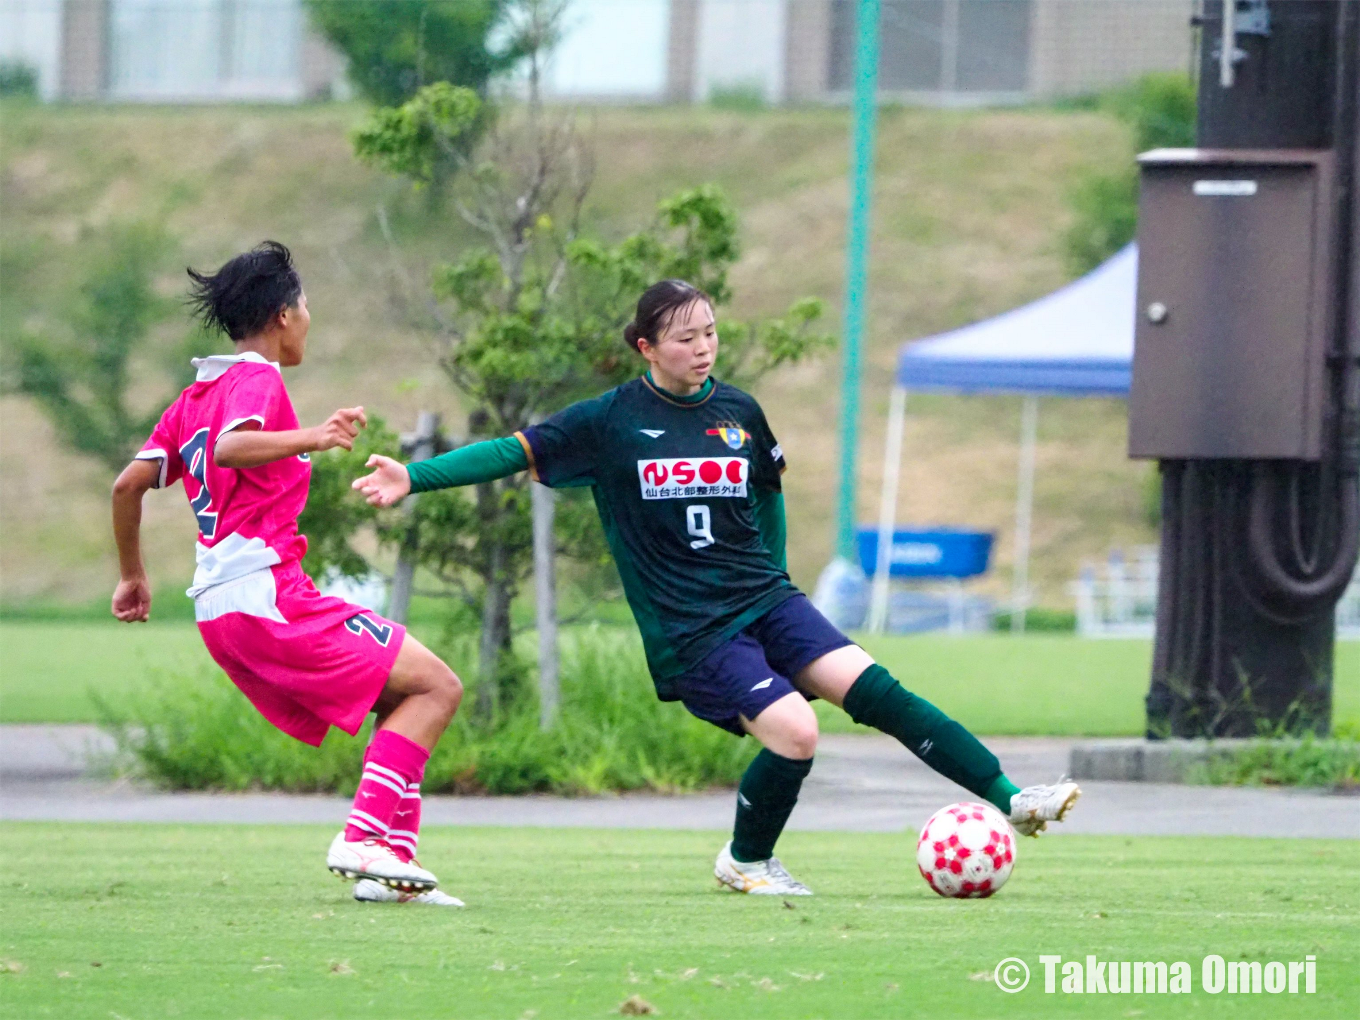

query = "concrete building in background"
[544,0,1193,105]
[1,0,345,102]
[1,0,1190,105]
[666,0,1193,105]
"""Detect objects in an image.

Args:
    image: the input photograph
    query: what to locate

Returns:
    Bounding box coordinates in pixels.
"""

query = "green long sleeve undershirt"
[406,436,528,493]
[405,426,788,573]
[752,489,788,572]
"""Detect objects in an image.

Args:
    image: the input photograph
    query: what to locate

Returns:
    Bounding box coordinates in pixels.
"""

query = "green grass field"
[2,824,1355,1020]
[3,622,1359,735]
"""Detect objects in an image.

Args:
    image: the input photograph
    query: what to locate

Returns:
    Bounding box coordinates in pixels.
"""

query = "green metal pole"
[835,0,880,561]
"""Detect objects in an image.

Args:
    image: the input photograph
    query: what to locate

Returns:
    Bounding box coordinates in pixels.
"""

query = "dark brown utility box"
[1129,148,1336,460]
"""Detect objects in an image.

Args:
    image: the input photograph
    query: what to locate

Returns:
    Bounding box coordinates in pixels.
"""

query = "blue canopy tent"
[867,243,1137,632]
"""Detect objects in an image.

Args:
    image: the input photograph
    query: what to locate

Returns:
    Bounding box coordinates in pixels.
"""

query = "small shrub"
[1062,72,1196,275]
[97,667,365,793]
[707,82,767,112]
[1143,466,1162,529]
[0,62,38,99]
[1200,735,1360,791]
[99,628,755,795]
[1063,165,1138,276]
[990,608,1076,632]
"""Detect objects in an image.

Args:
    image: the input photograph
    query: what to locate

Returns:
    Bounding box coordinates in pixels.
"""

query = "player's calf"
[376,635,463,749]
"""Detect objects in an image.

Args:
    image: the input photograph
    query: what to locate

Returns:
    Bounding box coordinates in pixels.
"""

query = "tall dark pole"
[1145,0,1360,738]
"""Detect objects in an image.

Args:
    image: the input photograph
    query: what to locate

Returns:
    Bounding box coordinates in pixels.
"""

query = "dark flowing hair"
[186,240,302,341]
[623,279,711,354]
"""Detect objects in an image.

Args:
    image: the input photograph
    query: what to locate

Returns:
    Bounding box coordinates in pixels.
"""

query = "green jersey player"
[354,280,1080,895]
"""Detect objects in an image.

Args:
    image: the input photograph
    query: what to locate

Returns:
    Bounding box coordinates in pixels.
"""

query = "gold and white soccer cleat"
[353,878,464,907]
[714,841,813,896]
[1008,779,1081,837]
[326,832,439,892]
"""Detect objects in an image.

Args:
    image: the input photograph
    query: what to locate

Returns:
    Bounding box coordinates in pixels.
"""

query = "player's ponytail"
[187,241,302,341]
[624,279,711,354]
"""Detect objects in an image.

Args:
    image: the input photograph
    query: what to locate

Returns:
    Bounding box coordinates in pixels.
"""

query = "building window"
[829,0,1030,97]
[109,0,300,101]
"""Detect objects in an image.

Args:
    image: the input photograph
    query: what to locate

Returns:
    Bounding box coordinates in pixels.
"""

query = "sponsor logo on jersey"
[706,421,749,450]
[637,457,747,500]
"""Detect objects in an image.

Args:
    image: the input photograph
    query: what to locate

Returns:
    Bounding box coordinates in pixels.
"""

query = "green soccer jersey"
[519,374,796,693]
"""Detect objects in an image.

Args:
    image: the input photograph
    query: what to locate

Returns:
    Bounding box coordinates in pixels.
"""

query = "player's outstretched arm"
[111,458,162,622]
[352,436,530,507]
[215,406,367,469]
[352,454,412,508]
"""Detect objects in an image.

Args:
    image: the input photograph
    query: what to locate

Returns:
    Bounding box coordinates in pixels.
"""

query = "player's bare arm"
[215,406,367,469]
[110,457,162,622]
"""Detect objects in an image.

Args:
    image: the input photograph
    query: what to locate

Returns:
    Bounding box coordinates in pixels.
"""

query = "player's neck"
[645,370,712,400]
[234,334,281,364]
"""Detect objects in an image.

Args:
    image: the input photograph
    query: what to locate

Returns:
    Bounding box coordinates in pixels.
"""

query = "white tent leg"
[868,386,907,634]
[1011,396,1039,633]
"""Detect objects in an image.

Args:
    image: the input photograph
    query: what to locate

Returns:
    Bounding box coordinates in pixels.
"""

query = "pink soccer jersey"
[137,352,311,596]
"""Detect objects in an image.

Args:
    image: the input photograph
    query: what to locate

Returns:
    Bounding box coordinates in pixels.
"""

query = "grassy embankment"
[2,100,1153,613]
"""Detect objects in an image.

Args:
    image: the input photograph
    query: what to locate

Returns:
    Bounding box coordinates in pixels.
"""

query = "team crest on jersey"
[706,421,749,450]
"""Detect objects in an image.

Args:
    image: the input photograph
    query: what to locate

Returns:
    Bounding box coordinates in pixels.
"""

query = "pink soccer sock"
[343,729,430,844]
[387,781,422,863]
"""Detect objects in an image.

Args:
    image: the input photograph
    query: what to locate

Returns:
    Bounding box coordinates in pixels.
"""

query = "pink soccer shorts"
[197,563,406,746]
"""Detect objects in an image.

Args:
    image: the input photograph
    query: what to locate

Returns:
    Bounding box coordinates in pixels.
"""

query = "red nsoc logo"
[637,457,747,500]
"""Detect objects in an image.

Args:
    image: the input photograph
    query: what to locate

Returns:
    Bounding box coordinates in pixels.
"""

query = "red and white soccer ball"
[916,802,1016,898]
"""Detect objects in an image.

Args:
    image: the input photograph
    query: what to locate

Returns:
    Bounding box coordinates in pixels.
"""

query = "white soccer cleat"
[353,878,464,907]
[1008,779,1081,837]
[326,832,439,892]
[714,841,813,896]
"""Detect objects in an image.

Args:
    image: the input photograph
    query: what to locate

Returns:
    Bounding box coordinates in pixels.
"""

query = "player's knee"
[429,662,462,717]
[784,714,819,760]
[405,649,461,718]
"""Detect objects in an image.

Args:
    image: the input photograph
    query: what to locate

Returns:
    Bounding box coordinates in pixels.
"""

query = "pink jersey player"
[111,242,465,906]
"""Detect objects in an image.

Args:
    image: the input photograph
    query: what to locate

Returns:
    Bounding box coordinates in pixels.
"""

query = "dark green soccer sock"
[842,664,1012,806]
[984,774,1022,815]
[731,748,814,863]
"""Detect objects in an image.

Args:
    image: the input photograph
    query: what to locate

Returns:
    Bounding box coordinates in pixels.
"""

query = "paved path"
[1,725,1357,838]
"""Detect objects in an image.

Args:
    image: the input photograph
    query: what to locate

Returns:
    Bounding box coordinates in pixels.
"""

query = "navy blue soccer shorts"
[670,593,856,736]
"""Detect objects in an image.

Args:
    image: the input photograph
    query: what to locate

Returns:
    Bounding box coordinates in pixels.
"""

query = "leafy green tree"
[0,61,39,98]
[1064,73,1196,275]
[10,224,215,472]
[306,75,834,715]
[304,0,520,106]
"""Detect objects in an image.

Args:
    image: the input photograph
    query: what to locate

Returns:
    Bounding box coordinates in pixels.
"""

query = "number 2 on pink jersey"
[179,427,219,538]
